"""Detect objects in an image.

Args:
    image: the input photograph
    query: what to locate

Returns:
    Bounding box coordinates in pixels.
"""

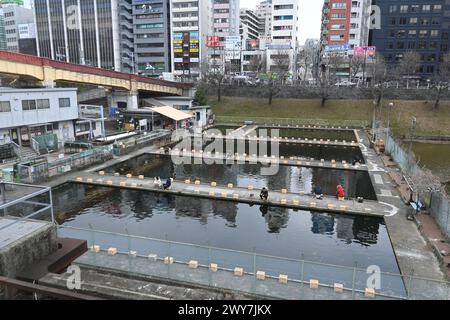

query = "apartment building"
[132,0,171,77]
[320,0,371,52]
[2,3,34,53]
[169,0,211,79]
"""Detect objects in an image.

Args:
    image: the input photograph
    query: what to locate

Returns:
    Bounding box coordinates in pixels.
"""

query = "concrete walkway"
[41,250,398,300]
[152,149,369,172]
[69,172,395,217]
[196,133,359,148]
[358,129,449,299]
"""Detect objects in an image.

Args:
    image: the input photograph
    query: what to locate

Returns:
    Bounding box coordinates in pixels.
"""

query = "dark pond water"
[252,128,357,141]
[106,154,376,200]
[192,138,365,164]
[54,183,403,296]
[207,125,241,135]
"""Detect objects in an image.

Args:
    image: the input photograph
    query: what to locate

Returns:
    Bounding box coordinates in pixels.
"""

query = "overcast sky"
[22,0,322,45]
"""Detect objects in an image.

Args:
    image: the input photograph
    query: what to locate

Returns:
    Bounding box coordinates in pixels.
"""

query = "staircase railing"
[9,141,23,160]
[31,137,41,156]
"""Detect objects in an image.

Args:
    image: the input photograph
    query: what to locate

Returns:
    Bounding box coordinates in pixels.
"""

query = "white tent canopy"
[150,106,193,122]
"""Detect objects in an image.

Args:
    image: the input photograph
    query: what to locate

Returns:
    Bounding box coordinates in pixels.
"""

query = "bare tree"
[349,55,365,82]
[432,52,450,109]
[248,54,266,74]
[202,58,225,102]
[266,72,281,105]
[297,49,312,84]
[270,50,291,84]
[371,54,389,108]
[395,51,421,88]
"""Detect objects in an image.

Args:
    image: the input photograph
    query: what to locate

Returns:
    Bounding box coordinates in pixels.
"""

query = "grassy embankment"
[210,97,450,136]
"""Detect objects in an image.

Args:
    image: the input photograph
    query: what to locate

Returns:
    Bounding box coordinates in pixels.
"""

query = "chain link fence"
[375,127,450,238]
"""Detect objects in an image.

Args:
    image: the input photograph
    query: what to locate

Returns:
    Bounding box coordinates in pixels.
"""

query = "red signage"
[206,36,220,47]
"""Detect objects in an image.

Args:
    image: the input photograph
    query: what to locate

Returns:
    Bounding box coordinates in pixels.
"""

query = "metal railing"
[57,225,450,300]
[375,126,450,238]
[0,182,54,231]
[215,116,370,129]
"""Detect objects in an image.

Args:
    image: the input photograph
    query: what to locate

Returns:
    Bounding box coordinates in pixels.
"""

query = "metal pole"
[351,262,357,300]
[49,187,54,224]
[300,253,305,289]
[407,269,414,299]
[208,241,212,287]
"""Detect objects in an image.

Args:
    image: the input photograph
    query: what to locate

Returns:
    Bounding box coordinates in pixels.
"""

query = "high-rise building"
[120,0,134,74]
[255,0,272,38]
[240,8,260,40]
[321,0,371,51]
[370,0,450,77]
[132,0,171,77]
[2,3,34,53]
[33,0,121,71]
[270,0,299,51]
[207,0,240,73]
[169,0,211,79]
[0,15,6,50]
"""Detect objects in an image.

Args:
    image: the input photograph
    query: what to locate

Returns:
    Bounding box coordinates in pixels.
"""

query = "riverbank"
[210,97,450,136]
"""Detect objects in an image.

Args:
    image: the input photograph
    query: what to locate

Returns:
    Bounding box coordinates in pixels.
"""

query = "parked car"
[335,81,357,87]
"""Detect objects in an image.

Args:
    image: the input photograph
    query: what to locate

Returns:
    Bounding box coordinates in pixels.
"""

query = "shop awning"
[150,106,193,122]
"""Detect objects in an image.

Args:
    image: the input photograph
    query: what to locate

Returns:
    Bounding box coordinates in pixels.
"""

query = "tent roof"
[150,106,193,121]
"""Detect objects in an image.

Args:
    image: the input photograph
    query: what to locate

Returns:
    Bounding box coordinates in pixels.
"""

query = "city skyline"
[242,0,322,45]
[22,0,322,45]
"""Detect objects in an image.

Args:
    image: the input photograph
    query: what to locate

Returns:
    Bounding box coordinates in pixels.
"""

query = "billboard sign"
[206,36,220,47]
[324,44,350,52]
[353,46,376,58]
[224,36,241,50]
[18,24,36,39]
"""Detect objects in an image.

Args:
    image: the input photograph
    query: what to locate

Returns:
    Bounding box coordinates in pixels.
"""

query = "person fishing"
[163,177,172,190]
[260,187,269,201]
[313,184,323,199]
[336,184,345,200]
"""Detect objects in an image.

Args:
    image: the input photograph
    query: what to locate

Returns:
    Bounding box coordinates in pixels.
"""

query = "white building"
[207,0,240,74]
[2,4,34,53]
[255,0,272,38]
[265,0,299,77]
[348,0,371,49]
[270,0,299,51]
[169,0,212,80]
[0,88,79,148]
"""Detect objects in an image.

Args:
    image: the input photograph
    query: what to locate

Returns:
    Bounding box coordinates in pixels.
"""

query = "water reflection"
[106,154,377,200]
[53,183,398,273]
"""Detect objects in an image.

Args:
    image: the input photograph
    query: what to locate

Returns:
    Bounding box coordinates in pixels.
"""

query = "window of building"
[22,100,36,111]
[399,18,407,25]
[0,101,11,112]
[408,30,417,37]
[410,17,418,25]
[36,99,50,109]
[59,98,71,108]
[431,30,439,38]
[433,5,442,11]
[422,5,431,12]
[411,5,420,13]
[419,30,428,38]
[400,5,408,13]
[389,5,397,13]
